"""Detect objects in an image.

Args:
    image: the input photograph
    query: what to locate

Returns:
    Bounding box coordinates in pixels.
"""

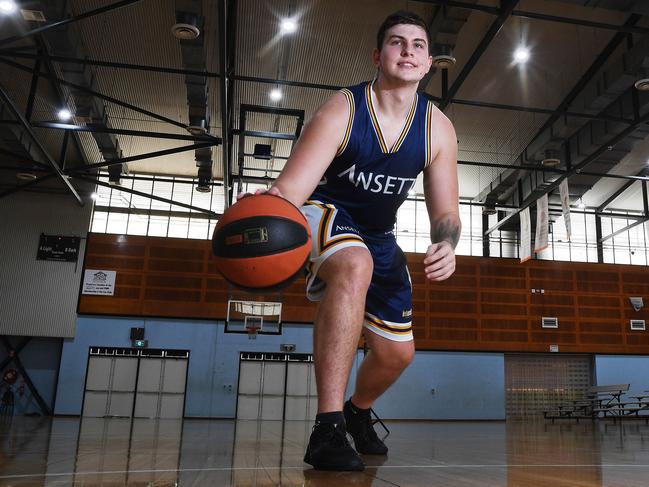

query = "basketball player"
[241,11,460,471]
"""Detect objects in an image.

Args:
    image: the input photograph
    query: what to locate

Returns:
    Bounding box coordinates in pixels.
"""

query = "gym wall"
[0,192,92,337]
[57,315,507,420]
[78,233,649,354]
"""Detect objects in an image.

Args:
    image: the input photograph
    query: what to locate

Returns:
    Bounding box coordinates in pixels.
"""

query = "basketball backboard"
[226,299,282,338]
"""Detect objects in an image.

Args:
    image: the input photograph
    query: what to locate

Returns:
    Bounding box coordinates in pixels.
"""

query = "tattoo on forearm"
[431,218,461,249]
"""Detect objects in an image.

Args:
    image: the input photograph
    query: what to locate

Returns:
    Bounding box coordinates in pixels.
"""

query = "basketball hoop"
[244,315,263,339]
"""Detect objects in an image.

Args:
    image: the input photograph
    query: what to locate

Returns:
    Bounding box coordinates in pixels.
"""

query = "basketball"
[212,194,312,291]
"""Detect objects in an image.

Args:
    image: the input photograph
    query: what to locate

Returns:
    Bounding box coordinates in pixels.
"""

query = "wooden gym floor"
[1,417,649,486]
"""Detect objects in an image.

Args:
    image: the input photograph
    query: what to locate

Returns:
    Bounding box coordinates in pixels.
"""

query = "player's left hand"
[423,242,456,281]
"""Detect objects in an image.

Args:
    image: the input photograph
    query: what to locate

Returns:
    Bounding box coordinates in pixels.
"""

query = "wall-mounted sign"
[82,270,116,296]
[37,234,80,262]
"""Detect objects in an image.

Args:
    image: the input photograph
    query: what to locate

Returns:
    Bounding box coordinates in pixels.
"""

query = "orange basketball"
[212,194,312,291]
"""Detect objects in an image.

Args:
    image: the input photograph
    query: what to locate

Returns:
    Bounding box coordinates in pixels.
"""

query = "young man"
[246,11,460,471]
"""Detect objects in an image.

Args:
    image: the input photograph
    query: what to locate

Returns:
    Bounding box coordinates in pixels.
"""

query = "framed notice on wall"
[37,234,80,262]
[82,270,117,296]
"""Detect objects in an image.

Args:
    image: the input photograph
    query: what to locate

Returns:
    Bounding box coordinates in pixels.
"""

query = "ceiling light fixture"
[172,11,200,40]
[16,172,37,181]
[280,18,297,34]
[269,88,282,101]
[513,46,530,64]
[90,192,98,200]
[57,108,72,121]
[0,1,17,14]
[542,149,561,167]
[577,199,586,209]
[431,44,456,69]
[635,78,649,91]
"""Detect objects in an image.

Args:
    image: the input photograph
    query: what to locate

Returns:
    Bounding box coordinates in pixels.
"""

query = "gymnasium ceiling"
[0,0,648,232]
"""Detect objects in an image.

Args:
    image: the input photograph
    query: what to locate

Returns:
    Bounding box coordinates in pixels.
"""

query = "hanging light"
[57,108,72,121]
[513,46,530,64]
[280,18,297,34]
[0,1,17,14]
[269,88,282,101]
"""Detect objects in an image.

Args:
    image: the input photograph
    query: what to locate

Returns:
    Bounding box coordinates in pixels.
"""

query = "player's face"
[373,24,432,83]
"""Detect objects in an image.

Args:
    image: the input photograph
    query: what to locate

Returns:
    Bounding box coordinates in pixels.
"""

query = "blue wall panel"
[595,355,649,396]
[56,317,505,419]
[365,351,505,420]
[55,316,314,417]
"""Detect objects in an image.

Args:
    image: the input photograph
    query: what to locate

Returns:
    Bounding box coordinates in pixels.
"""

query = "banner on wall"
[535,194,549,253]
[82,270,116,295]
[520,207,532,263]
[559,179,572,239]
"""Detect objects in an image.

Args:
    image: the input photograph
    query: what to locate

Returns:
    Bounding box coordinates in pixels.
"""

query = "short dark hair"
[377,10,431,53]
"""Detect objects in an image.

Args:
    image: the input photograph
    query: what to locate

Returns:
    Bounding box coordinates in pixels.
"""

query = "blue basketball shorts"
[300,200,413,342]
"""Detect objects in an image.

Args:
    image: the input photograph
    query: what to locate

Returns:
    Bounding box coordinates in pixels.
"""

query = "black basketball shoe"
[343,399,388,455]
[303,421,365,471]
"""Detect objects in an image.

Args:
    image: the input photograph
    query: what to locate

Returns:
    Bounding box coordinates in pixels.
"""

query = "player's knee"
[377,343,414,371]
[324,248,373,294]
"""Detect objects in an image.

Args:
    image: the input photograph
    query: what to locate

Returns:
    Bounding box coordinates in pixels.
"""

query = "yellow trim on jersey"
[336,89,355,156]
[365,80,418,154]
[304,200,364,256]
[391,94,418,153]
[425,101,434,168]
[365,313,412,335]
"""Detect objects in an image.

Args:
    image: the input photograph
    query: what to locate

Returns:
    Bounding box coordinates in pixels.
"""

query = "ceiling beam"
[0,173,58,199]
[523,14,641,161]
[447,97,633,125]
[0,57,221,139]
[67,142,219,174]
[0,83,83,205]
[0,49,220,78]
[477,13,642,213]
[414,0,649,35]
[439,0,519,111]
[0,121,219,142]
[486,110,649,235]
[72,175,220,218]
[0,0,143,48]
[596,173,643,212]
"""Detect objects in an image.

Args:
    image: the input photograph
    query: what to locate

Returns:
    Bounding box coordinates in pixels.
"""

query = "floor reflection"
[0,417,648,486]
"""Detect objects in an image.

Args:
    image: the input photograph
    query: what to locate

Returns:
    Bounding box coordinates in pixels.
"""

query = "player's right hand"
[236,186,283,201]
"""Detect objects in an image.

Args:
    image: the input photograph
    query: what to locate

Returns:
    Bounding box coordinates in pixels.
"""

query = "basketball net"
[244,315,263,340]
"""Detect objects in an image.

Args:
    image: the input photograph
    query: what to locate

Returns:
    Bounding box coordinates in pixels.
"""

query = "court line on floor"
[3,464,649,479]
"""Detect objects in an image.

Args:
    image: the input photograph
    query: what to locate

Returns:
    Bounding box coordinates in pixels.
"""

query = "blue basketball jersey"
[310,80,434,232]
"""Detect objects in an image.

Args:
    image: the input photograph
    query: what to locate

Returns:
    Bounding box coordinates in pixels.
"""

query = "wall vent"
[21,10,46,22]
[542,317,558,328]
[630,319,646,331]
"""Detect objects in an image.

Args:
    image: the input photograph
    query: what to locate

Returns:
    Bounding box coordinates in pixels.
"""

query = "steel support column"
[218,0,230,210]
[482,212,490,257]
